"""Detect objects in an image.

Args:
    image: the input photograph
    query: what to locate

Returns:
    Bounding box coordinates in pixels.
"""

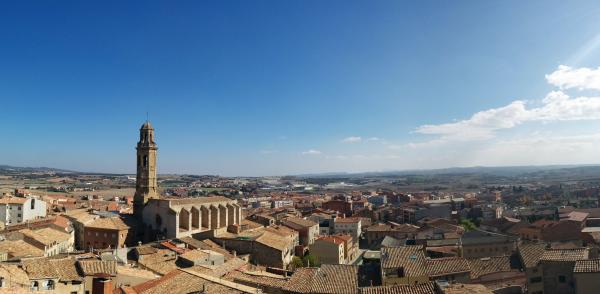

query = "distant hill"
[0,165,76,173]
[292,165,600,179]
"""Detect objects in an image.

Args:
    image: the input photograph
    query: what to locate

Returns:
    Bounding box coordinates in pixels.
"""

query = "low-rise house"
[77,259,117,294]
[425,257,471,283]
[84,214,134,250]
[281,217,319,246]
[380,245,429,285]
[64,209,100,250]
[0,238,44,260]
[178,249,225,267]
[540,248,591,294]
[0,196,47,226]
[310,236,345,265]
[518,243,546,294]
[333,217,362,241]
[574,259,600,294]
[467,255,526,289]
[460,230,518,259]
[20,226,74,256]
[22,257,84,294]
[364,223,419,248]
[212,225,298,269]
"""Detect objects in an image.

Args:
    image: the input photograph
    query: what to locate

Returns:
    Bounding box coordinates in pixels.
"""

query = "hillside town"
[0,122,599,294]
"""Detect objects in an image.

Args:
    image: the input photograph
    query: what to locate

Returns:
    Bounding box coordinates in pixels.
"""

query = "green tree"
[302,254,320,267]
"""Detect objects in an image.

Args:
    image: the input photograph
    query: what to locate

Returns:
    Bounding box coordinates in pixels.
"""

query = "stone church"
[133,121,242,240]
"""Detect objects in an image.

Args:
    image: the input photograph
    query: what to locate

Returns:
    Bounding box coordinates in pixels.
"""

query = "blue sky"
[1,1,600,176]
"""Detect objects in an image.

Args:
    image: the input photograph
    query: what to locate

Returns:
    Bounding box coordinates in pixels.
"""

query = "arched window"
[143,156,148,167]
[31,281,38,291]
[46,280,54,290]
[30,199,35,210]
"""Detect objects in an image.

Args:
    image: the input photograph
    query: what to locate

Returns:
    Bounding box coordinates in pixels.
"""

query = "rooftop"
[381,246,427,278]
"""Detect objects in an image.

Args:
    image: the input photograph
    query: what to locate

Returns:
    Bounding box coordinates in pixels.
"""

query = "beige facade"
[310,237,344,264]
[142,197,242,239]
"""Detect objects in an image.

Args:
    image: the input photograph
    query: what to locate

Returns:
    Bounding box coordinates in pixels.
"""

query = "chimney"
[92,276,113,294]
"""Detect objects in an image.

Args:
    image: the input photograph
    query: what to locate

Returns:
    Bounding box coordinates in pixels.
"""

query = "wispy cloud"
[301,149,322,155]
[342,136,362,143]
[414,65,600,142]
[366,137,380,142]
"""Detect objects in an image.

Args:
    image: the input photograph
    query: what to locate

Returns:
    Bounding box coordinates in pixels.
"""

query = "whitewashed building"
[0,196,47,225]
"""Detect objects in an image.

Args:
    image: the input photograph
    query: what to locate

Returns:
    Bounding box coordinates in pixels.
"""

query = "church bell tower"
[134,121,158,223]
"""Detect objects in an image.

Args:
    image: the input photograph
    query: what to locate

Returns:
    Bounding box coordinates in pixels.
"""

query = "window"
[17,206,21,211]
[559,275,566,283]
[17,214,21,217]
[144,155,148,167]
[46,280,55,290]
[31,281,38,291]
[0,277,4,287]
[397,267,405,277]
[31,199,35,210]
[530,277,542,283]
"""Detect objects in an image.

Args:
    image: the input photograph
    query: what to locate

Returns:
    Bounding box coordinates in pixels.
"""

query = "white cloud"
[366,137,380,141]
[414,65,600,142]
[342,136,362,143]
[546,65,600,90]
[301,149,322,155]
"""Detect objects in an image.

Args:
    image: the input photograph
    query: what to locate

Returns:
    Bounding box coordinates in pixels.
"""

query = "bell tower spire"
[134,121,158,223]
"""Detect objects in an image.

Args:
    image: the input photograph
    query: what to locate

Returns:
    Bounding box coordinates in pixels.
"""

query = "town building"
[0,196,46,226]
[460,230,518,259]
[332,217,362,241]
[131,122,243,241]
[281,216,319,246]
[380,245,429,285]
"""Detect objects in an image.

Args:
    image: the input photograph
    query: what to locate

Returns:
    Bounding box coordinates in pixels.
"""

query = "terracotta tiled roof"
[86,216,130,230]
[255,231,294,251]
[540,248,589,262]
[0,264,29,289]
[224,270,288,290]
[22,258,59,279]
[0,239,44,259]
[518,243,546,268]
[425,257,470,277]
[282,267,318,293]
[52,257,82,281]
[78,260,117,276]
[190,257,248,278]
[467,256,512,279]
[282,217,318,228]
[20,227,71,246]
[359,282,436,294]
[0,197,27,204]
[311,264,358,293]
[335,217,361,224]
[283,265,358,294]
[444,284,494,294]
[365,224,420,233]
[132,269,254,294]
[381,246,427,278]
[574,259,600,273]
